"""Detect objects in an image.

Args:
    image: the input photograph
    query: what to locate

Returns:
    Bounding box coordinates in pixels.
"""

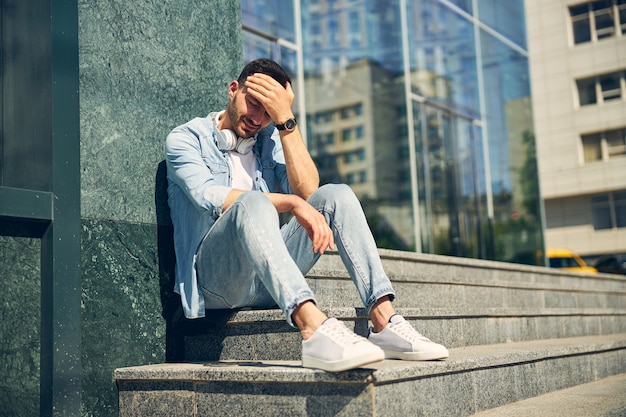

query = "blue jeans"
[195,184,395,327]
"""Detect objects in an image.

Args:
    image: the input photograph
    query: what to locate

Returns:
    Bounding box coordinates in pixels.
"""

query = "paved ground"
[471,373,626,417]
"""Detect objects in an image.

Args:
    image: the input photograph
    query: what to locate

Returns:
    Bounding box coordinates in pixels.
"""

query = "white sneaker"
[368,315,449,361]
[302,318,385,372]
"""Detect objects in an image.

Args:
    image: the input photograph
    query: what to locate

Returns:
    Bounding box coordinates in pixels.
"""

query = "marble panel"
[79,0,243,223]
[0,236,41,417]
[81,219,174,417]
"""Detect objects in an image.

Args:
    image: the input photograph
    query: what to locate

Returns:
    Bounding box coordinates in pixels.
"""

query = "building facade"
[242,0,545,265]
[525,0,626,260]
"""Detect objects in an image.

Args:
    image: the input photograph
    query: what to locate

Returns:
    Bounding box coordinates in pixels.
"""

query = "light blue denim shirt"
[165,113,292,319]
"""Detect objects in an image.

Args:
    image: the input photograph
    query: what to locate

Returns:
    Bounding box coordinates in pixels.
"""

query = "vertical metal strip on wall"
[40,0,82,415]
[471,0,495,257]
[293,0,307,145]
[400,0,423,252]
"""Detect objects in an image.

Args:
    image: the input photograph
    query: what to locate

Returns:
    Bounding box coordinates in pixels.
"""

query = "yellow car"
[547,248,597,273]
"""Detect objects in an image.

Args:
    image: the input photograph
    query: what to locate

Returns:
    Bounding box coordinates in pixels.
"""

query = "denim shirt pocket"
[202,154,230,186]
[260,157,278,192]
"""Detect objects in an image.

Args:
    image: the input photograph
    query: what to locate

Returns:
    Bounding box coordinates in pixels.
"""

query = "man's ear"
[228,81,239,98]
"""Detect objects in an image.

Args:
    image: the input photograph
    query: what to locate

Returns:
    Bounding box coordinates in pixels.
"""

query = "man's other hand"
[291,199,335,254]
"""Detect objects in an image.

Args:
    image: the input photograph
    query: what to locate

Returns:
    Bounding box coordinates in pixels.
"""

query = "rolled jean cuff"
[365,289,396,315]
[285,294,318,328]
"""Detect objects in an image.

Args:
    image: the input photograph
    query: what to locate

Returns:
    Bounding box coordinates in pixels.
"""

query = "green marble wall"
[81,219,171,416]
[77,0,243,416]
[0,236,41,417]
[79,0,243,223]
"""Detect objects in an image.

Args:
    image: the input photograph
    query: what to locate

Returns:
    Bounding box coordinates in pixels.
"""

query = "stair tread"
[116,332,626,384]
[470,372,626,417]
[184,306,626,325]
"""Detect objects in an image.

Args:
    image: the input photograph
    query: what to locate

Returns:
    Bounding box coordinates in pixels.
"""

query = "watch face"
[285,119,296,130]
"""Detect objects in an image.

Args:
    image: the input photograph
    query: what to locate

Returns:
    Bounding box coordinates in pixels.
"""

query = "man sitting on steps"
[165,58,448,372]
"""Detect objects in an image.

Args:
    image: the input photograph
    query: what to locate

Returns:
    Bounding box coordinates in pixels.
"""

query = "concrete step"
[178,307,626,362]
[115,333,626,417]
[170,250,626,362]
[470,372,626,417]
[307,250,626,311]
[117,252,626,416]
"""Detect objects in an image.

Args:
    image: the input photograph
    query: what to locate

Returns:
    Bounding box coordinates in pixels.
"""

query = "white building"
[525,0,626,260]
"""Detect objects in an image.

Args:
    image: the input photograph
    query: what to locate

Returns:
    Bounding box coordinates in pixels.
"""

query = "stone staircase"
[115,249,626,416]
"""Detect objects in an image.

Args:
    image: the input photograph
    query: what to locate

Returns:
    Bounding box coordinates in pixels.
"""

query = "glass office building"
[242,0,544,265]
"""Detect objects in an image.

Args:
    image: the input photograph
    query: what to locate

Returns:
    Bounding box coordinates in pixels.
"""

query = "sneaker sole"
[302,350,385,372]
[383,349,449,361]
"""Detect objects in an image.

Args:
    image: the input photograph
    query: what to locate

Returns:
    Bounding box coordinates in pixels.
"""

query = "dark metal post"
[40,0,81,415]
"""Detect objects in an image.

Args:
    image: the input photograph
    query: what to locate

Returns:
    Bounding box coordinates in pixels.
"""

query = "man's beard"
[226,96,260,138]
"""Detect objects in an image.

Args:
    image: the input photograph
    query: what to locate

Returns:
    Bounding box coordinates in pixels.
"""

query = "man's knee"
[236,191,273,208]
[313,183,360,208]
[232,191,278,222]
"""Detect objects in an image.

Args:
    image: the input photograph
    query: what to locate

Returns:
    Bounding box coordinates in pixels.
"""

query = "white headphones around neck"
[216,129,257,155]
[212,111,256,155]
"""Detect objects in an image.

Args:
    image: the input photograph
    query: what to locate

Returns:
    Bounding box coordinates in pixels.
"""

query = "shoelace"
[390,320,432,343]
[324,320,367,346]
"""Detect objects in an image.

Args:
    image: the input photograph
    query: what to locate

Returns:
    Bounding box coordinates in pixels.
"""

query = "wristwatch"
[275,117,297,131]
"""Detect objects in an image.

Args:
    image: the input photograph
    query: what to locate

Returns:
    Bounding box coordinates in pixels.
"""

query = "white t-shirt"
[228,150,257,191]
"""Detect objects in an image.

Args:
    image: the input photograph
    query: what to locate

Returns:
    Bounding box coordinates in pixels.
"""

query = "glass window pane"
[599,73,622,101]
[302,0,416,251]
[242,0,296,43]
[456,119,486,259]
[570,3,591,44]
[448,0,473,14]
[592,205,613,229]
[592,194,610,204]
[595,8,616,39]
[604,129,626,149]
[577,77,597,105]
[408,0,480,115]
[349,10,360,34]
[480,30,531,193]
[572,15,592,44]
[582,132,603,162]
[570,4,590,17]
[592,194,612,229]
[615,191,626,227]
[243,33,298,79]
[356,125,364,139]
[243,30,274,62]
[477,0,527,48]
[278,46,298,79]
[298,0,541,263]
[616,210,626,228]
[606,128,626,158]
[479,29,541,263]
[592,0,612,11]
[613,191,626,201]
[619,1,626,34]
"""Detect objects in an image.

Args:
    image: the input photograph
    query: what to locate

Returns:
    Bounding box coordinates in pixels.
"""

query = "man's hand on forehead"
[244,73,295,124]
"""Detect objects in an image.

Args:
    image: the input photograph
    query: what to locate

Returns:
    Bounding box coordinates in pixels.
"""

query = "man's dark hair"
[237,58,291,87]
